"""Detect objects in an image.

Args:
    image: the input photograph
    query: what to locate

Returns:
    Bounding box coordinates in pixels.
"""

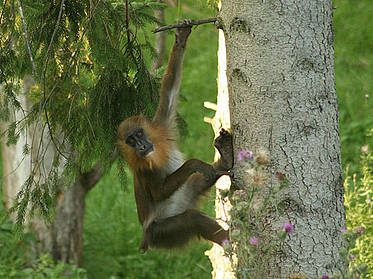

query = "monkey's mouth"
[139,145,154,158]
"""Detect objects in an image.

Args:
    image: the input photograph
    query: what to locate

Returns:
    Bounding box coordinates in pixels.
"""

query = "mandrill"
[118,22,233,253]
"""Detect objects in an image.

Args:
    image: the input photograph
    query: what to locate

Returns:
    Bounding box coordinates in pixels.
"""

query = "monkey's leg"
[213,128,234,171]
[145,209,228,249]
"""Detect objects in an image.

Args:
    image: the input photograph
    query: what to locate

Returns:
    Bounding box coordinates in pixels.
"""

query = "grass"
[0,0,372,278]
[334,0,373,172]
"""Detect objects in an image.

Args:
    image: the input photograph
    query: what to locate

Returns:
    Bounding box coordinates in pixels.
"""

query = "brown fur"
[118,116,174,171]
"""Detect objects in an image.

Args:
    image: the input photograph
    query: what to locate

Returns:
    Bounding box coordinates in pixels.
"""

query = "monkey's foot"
[214,129,233,170]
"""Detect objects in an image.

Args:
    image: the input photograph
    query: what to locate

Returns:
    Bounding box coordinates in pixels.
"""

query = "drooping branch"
[152,17,217,33]
[17,0,38,78]
[81,150,119,191]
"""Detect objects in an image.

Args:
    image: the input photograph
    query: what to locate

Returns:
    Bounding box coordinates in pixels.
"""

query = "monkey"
[117,22,233,253]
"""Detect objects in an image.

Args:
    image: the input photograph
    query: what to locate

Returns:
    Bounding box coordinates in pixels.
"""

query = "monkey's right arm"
[149,159,221,201]
[152,24,192,127]
[149,129,233,201]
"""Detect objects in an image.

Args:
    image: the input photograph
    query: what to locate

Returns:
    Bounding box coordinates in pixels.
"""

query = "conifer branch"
[125,0,131,42]
[152,18,217,33]
[42,0,67,160]
[43,0,65,74]
[17,0,38,78]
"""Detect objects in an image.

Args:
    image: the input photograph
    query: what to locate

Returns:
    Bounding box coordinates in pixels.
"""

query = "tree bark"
[1,77,100,266]
[219,0,346,278]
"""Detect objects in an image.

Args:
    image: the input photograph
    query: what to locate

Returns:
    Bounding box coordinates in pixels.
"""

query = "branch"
[81,150,119,191]
[42,0,67,160]
[152,17,217,33]
[125,0,130,42]
[17,0,38,78]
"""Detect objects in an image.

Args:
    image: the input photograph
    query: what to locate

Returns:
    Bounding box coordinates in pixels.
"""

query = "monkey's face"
[118,116,171,170]
[125,128,154,158]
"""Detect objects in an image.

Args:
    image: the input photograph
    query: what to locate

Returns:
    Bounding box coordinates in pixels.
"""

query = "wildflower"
[366,199,371,204]
[249,236,258,245]
[282,222,293,233]
[221,238,230,246]
[340,228,347,233]
[349,254,356,261]
[237,150,253,162]
[322,275,329,279]
[361,145,369,154]
[353,226,366,236]
[255,148,270,165]
[245,168,268,186]
[364,94,369,99]
[275,172,286,181]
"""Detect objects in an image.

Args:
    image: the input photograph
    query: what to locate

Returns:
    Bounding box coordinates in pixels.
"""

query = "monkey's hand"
[194,160,230,184]
[175,19,192,47]
[214,129,234,171]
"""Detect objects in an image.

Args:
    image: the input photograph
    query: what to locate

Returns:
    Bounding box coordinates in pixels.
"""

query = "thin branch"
[43,0,65,75]
[81,150,119,191]
[152,17,217,33]
[125,0,131,42]
[17,0,38,78]
[42,0,66,160]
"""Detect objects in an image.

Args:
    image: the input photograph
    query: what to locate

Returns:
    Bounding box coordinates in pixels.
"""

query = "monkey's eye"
[136,131,143,138]
[127,138,135,145]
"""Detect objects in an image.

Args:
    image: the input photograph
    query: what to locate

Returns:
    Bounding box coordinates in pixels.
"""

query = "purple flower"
[249,236,258,245]
[340,228,347,233]
[364,94,369,99]
[322,275,329,279]
[349,254,356,261]
[237,150,253,162]
[221,238,230,246]
[282,222,293,233]
[366,199,371,204]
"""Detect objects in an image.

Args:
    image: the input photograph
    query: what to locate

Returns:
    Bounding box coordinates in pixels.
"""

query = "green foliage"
[0,0,160,222]
[343,142,373,279]
[15,254,87,279]
[0,211,87,279]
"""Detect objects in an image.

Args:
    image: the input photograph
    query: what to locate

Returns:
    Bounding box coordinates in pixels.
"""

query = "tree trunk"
[219,0,346,278]
[1,77,101,266]
[32,178,88,266]
[205,23,236,279]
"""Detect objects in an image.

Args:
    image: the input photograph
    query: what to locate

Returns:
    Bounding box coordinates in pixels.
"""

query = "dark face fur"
[125,128,154,157]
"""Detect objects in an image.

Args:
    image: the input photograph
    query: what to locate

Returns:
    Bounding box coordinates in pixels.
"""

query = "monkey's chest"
[154,149,195,220]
